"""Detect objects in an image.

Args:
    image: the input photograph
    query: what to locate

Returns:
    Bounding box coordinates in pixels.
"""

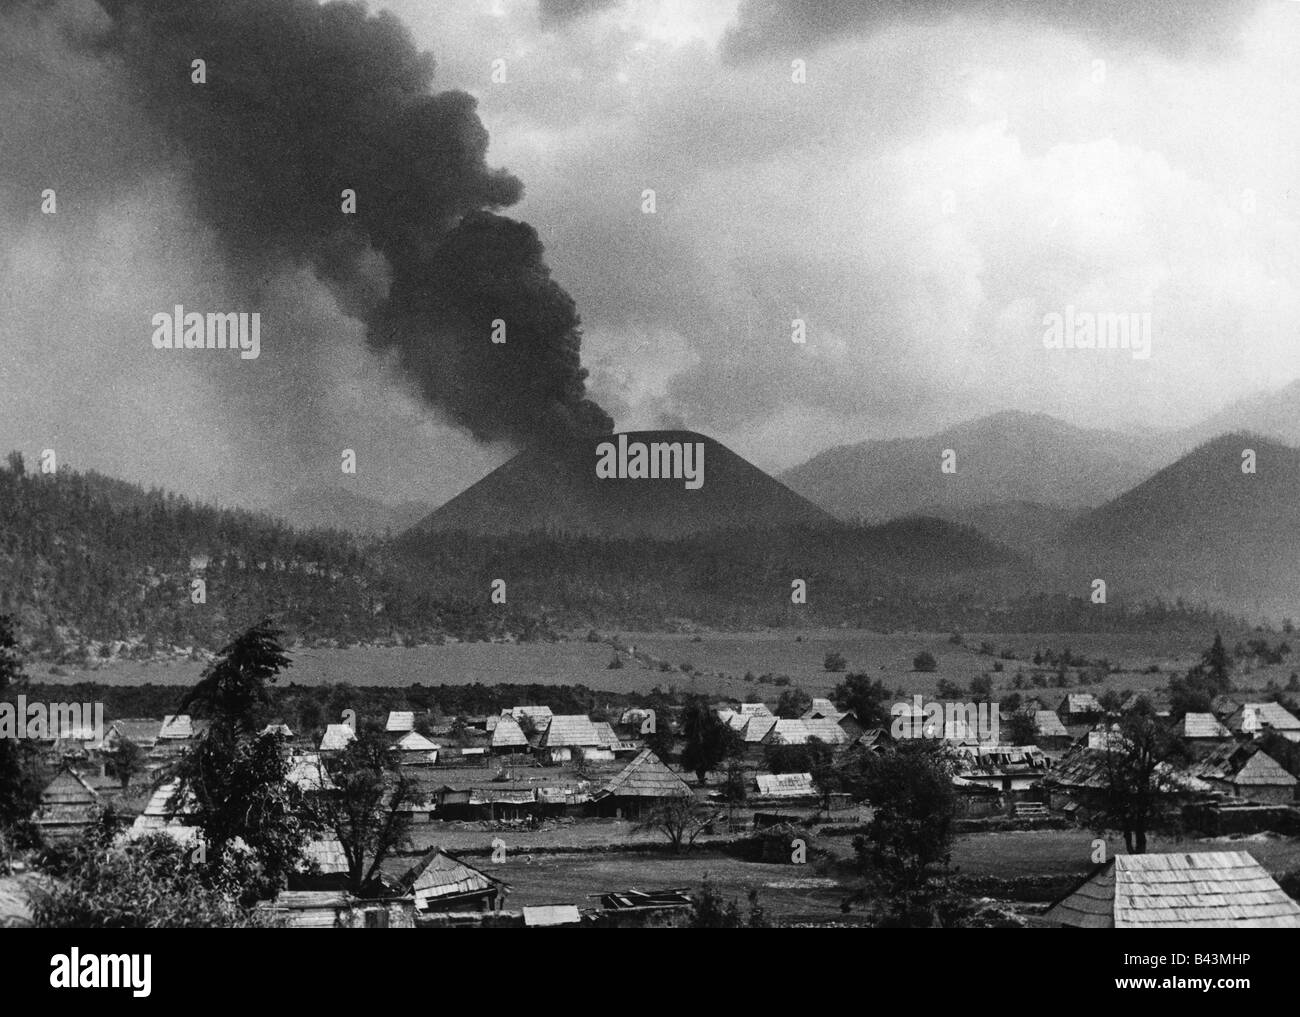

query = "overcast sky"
[2,0,1297,509]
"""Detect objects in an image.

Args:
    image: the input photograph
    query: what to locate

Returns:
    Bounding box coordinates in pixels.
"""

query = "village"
[17,672,1300,929]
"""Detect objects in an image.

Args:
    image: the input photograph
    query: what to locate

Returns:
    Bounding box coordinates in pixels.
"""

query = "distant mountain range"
[261,486,432,537]
[780,382,1300,526]
[780,409,1174,522]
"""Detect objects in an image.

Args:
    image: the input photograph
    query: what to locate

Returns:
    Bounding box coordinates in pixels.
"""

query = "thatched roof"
[1046,851,1300,928]
[739,702,774,717]
[596,749,693,799]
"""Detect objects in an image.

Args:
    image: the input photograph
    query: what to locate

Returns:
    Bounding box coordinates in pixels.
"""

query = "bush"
[607,655,624,670]
[913,651,938,673]
[824,651,847,672]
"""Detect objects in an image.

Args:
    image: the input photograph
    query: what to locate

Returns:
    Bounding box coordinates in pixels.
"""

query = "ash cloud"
[20,0,611,450]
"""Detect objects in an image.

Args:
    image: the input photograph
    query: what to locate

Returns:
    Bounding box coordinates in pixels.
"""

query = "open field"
[33,629,1297,704]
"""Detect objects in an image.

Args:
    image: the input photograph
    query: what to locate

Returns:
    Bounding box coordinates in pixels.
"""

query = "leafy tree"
[29,829,279,928]
[175,621,315,900]
[0,616,39,840]
[851,742,957,908]
[317,729,415,894]
[774,688,812,719]
[1004,711,1037,746]
[679,695,737,783]
[823,651,847,672]
[913,651,938,673]
[687,880,771,928]
[638,798,716,853]
[104,737,144,789]
[968,673,994,699]
[830,673,890,729]
[1096,702,1185,854]
[181,618,291,734]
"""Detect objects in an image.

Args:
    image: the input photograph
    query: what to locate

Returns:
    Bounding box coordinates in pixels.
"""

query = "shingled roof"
[1046,851,1300,928]
[386,711,415,733]
[320,724,356,752]
[399,848,505,906]
[1231,701,1300,735]
[491,714,529,750]
[1034,711,1069,737]
[595,749,693,799]
[540,715,602,748]
[1182,712,1232,739]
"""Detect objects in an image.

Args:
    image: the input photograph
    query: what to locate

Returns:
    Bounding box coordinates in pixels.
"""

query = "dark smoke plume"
[90,0,612,447]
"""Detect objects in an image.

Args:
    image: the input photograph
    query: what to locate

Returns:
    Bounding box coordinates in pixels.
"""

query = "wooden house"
[1044,851,1300,927]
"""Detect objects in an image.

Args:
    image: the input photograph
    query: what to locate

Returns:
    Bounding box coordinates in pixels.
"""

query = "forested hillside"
[0,454,1247,661]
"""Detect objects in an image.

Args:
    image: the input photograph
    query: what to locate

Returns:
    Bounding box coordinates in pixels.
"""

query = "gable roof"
[592,721,619,748]
[394,731,439,753]
[801,717,850,745]
[1233,701,1300,734]
[39,768,100,806]
[386,711,415,733]
[769,719,813,744]
[739,703,774,717]
[755,772,815,797]
[1230,749,1297,787]
[399,848,504,901]
[1047,851,1300,928]
[1034,711,1069,737]
[505,706,553,729]
[802,698,846,721]
[320,724,356,752]
[540,715,602,748]
[741,714,778,742]
[106,719,162,745]
[1059,693,1103,716]
[490,714,529,749]
[596,749,693,799]
[287,752,336,792]
[158,714,195,740]
[1182,712,1232,739]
